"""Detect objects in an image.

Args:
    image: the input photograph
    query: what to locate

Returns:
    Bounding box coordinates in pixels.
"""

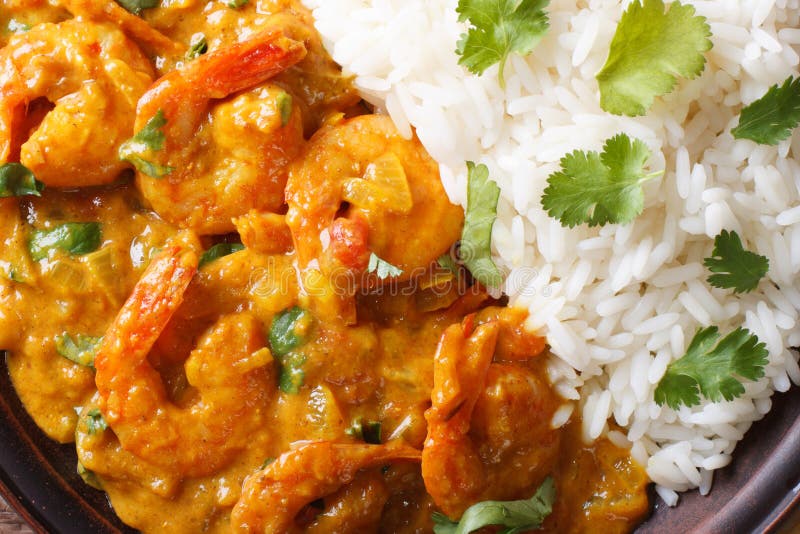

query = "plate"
[1,352,799,533]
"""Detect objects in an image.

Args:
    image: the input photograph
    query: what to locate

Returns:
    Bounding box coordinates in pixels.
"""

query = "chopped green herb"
[259,457,276,469]
[0,163,44,198]
[114,0,158,15]
[276,91,293,127]
[3,265,25,283]
[269,306,313,356]
[460,162,503,287]
[704,230,769,294]
[732,76,800,145]
[198,243,244,267]
[432,477,555,534]
[346,418,382,444]
[29,223,102,261]
[7,19,31,33]
[85,408,108,435]
[437,252,460,275]
[118,110,174,178]
[654,326,768,410]
[55,333,102,369]
[278,351,305,394]
[596,0,712,116]
[187,35,208,59]
[226,0,248,8]
[368,253,403,280]
[77,461,102,490]
[455,0,550,87]
[541,133,661,227]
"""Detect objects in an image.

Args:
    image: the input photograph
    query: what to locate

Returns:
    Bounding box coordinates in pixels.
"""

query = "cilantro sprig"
[432,477,555,534]
[0,163,44,198]
[118,110,174,178]
[596,0,712,116]
[732,76,800,145]
[704,230,769,294]
[541,133,661,227]
[460,162,503,287]
[455,0,550,87]
[654,327,768,410]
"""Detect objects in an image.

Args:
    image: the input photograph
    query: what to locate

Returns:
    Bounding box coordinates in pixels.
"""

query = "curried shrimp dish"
[0,1,651,532]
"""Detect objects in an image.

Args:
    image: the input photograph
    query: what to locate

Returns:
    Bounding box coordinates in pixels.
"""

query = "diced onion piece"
[47,260,87,292]
[342,152,413,213]
[84,246,121,303]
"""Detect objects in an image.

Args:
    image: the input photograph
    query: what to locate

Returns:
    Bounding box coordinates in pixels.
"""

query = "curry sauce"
[0,0,650,532]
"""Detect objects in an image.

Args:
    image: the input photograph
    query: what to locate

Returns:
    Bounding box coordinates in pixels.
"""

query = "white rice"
[303,0,800,505]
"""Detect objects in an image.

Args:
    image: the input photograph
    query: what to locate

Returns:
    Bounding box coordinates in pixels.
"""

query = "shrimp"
[421,318,561,519]
[285,115,464,282]
[231,440,421,532]
[0,19,154,187]
[132,28,307,234]
[94,246,275,477]
[60,0,185,58]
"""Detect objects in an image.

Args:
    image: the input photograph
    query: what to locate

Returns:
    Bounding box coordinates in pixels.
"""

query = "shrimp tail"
[136,29,307,130]
[95,246,197,419]
[199,30,307,98]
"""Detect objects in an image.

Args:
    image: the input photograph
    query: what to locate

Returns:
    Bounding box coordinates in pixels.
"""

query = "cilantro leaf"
[732,76,800,145]
[455,0,550,87]
[541,133,660,227]
[118,110,174,178]
[7,20,31,33]
[437,252,460,275]
[460,162,503,287]
[345,418,382,444]
[55,333,102,369]
[704,230,769,294]
[269,306,313,356]
[654,327,768,410]
[278,352,305,394]
[85,408,108,435]
[198,242,244,268]
[28,223,102,261]
[187,34,208,59]
[226,0,248,8]
[368,253,403,279]
[77,461,102,489]
[432,477,555,534]
[0,163,44,198]
[596,0,712,116]
[114,0,158,15]
[277,91,293,127]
